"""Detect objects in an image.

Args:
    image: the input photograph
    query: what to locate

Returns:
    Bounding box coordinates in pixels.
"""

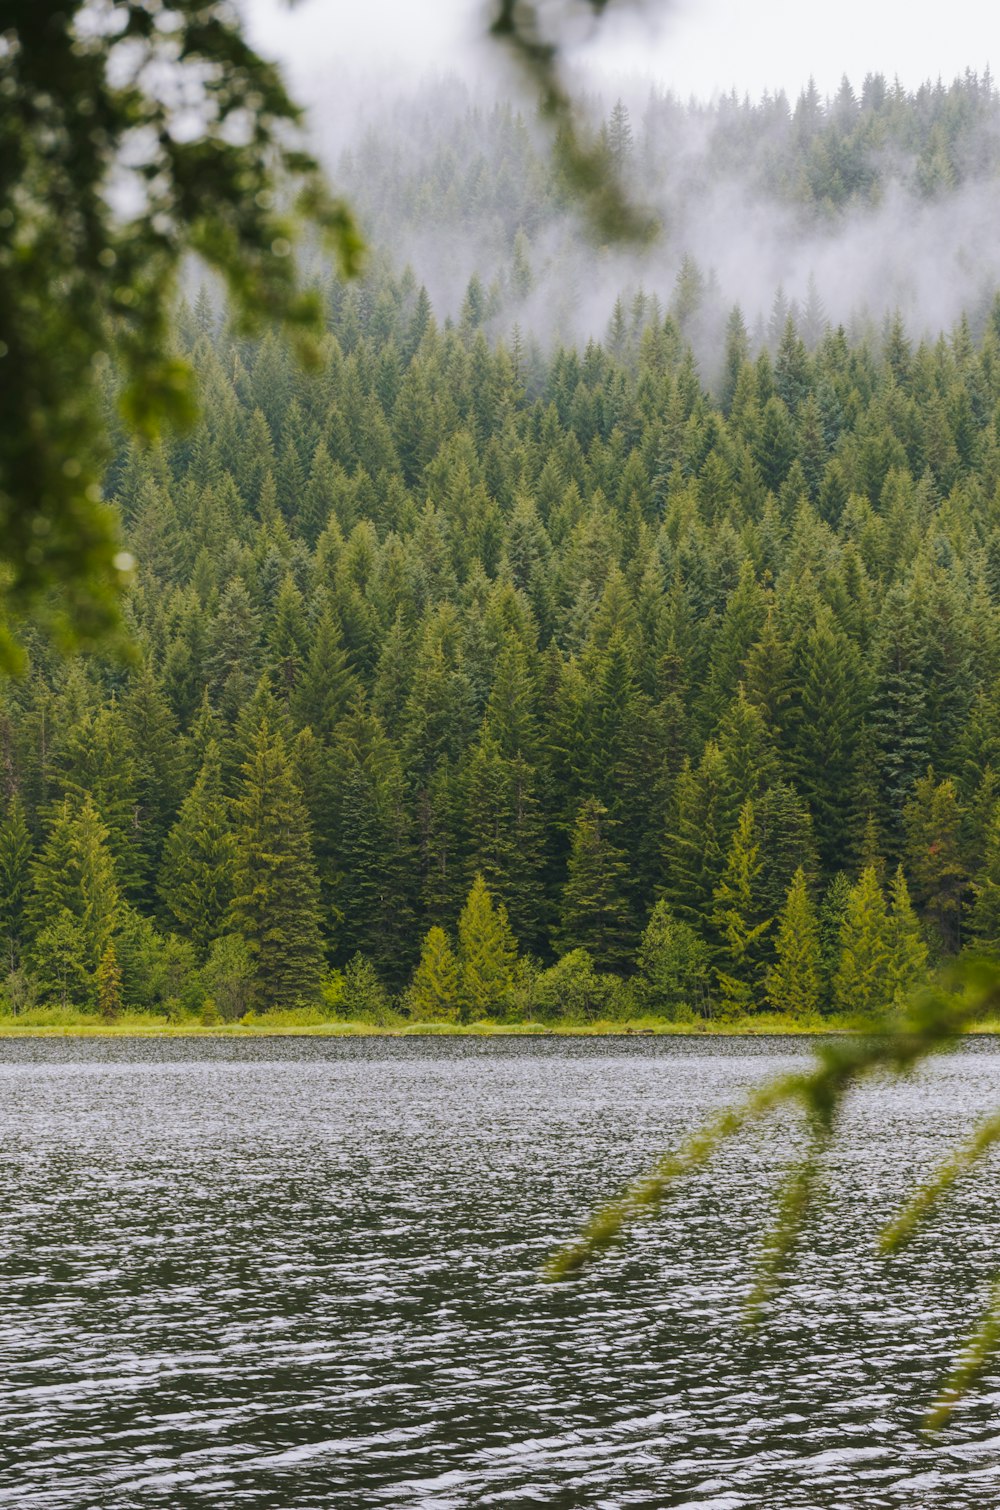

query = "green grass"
[0,1005,940,1037]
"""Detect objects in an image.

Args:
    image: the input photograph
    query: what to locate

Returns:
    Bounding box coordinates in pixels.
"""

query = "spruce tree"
[96,940,124,1021]
[159,741,236,954]
[27,796,121,1007]
[407,927,461,1022]
[457,873,518,1021]
[558,798,633,972]
[0,795,32,971]
[833,866,892,1016]
[228,720,324,1010]
[902,770,968,955]
[970,799,1000,949]
[886,865,929,1000]
[711,799,772,1014]
[767,867,821,1017]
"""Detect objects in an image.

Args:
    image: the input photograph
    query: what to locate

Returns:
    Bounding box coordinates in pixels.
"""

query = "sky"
[243,0,993,103]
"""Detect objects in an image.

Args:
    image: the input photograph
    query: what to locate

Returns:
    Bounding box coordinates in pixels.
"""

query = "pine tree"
[970,800,1000,949]
[0,795,32,971]
[767,867,821,1017]
[457,873,518,1021]
[886,865,928,1001]
[832,866,892,1016]
[27,796,121,1007]
[228,720,325,1010]
[711,799,772,1013]
[96,940,124,1021]
[407,926,461,1022]
[158,741,236,954]
[902,770,968,955]
[636,899,712,1018]
[558,798,633,971]
[463,728,546,952]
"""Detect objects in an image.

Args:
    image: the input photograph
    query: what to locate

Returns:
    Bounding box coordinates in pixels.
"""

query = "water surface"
[1,1035,998,1508]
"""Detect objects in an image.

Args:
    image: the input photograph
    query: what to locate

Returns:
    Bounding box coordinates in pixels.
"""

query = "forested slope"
[5,79,1000,1023]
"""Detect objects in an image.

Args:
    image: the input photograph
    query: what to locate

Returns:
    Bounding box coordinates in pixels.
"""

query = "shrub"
[636,901,712,1019]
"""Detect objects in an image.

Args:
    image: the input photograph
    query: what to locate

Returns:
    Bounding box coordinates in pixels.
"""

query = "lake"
[0,1036,998,1508]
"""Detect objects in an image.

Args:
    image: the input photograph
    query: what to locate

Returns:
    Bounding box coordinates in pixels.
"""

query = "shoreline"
[1,1015,999,1039]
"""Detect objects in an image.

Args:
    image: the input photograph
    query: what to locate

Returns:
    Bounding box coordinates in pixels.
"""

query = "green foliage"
[0,795,31,969]
[636,900,711,1019]
[711,800,772,1013]
[407,926,461,1021]
[457,872,518,1021]
[558,798,633,971]
[202,933,254,1022]
[27,795,121,1007]
[532,948,618,1022]
[159,741,235,954]
[228,720,324,1010]
[832,866,892,1016]
[0,1,363,668]
[339,953,397,1025]
[766,867,821,1017]
[96,940,123,1021]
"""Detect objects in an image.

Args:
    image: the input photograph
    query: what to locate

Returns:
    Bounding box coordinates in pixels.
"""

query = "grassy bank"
[1,1006,991,1037]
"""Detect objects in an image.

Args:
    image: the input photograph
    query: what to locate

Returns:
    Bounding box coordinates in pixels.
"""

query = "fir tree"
[407,926,461,1022]
[711,799,772,1013]
[0,795,31,971]
[886,865,929,1001]
[457,873,518,1021]
[158,741,236,954]
[558,798,633,972]
[96,940,124,1021]
[767,867,821,1017]
[228,720,325,1010]
[833,866,892,1016]
[27,796,121,1007]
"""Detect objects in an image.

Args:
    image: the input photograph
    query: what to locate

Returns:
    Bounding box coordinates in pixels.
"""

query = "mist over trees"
[330,68,1000,349]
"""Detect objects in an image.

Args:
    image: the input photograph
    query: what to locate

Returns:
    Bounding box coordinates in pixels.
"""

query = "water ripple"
[0,1035,998,1506]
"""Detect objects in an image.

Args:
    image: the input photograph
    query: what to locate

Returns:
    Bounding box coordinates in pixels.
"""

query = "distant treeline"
[2,253,1000,1020]
[335,68,1000,342]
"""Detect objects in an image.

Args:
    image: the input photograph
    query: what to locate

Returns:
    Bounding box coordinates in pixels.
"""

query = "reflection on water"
[0,1035,998,1507]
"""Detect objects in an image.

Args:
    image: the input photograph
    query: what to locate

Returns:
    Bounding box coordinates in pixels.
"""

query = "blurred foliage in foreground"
[547,954,1000,1430]
[0,0,654,674]
[0,0,363,672]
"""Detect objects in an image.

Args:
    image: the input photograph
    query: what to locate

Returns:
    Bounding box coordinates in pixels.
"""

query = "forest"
[3,77,1000,1026]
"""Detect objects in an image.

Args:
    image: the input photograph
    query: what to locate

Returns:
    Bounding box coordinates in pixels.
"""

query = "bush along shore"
[0,863,941,1034]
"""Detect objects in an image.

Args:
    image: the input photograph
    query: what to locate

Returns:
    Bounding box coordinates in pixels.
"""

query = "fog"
[294,67,1000,369]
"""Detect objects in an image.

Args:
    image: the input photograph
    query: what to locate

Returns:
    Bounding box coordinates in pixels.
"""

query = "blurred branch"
[545,956,1000,1428]
[0,1,363,670]
[489,1,660,245]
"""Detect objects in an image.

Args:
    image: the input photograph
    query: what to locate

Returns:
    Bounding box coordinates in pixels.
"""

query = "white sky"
[243,0,993,103]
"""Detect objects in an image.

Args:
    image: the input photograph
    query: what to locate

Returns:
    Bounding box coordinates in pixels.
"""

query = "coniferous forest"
[5,79,1000,1025]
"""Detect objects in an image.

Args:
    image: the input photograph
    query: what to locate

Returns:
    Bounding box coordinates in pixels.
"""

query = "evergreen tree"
[902,770,968,954]
[96,940,124,1020]
[886,864,929,1000]
[407,926,461,1022]
[970,799,1000,949]
[767,867,821,1017]
[27,796,121,1007]
[833,866,892,1016]
[158,741,236,954]
[0,795,31,971]
[558,798,633,971]
[636,899,712,1018]
[228,720,325,1010]
[711,799,772,1013]
[457,873,518,1021]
